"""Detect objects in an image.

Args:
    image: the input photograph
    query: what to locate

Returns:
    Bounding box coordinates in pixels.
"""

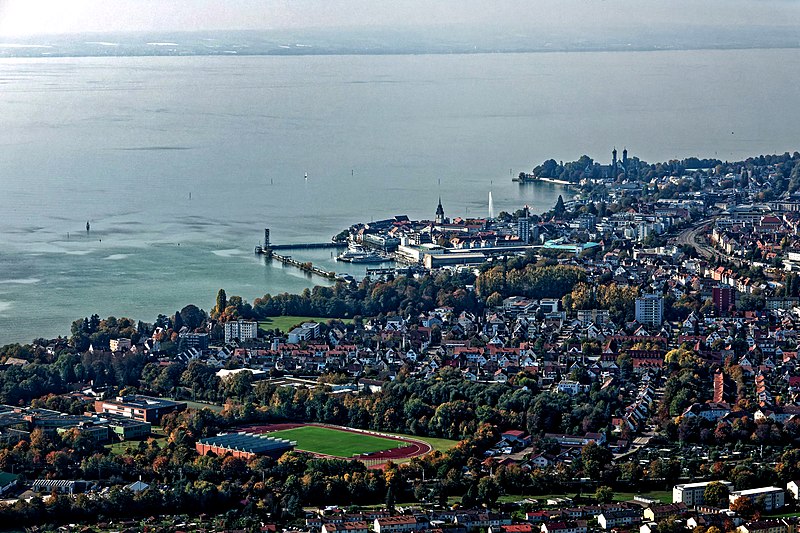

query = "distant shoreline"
[531,176,572,186]
[514,174,573,187]
[1,43,800,60]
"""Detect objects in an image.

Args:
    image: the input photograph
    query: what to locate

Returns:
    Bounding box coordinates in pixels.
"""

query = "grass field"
[470,489,673,506]
[269,426,402,457]
[106,428,168,456]
[385,432,459,453]
[259,315,354,334]
[613,490,672,503]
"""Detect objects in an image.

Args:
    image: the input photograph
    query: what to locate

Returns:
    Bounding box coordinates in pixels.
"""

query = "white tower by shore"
[488,191,495,219]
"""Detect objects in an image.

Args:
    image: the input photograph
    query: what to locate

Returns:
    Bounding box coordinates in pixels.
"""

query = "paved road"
[673,219,745,268]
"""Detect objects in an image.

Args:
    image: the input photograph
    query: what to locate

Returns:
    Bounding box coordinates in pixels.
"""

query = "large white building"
[287,322,321,344]
[109,338,132,352]
[224,320,258,343]
[518,215,531,244]
[576,309,611,326]
[635,294,664,326]
[730,487,785,511]
[673,481,733,506]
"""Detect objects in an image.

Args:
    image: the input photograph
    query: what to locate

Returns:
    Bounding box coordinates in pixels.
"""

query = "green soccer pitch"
[268,426,403,457]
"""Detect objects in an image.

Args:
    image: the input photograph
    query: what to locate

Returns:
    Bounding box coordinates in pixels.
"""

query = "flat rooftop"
[733,487,782,495]
[676,481,732,489]
[108,395,184,409]
[198,432,296,454]
[105,415,151,428]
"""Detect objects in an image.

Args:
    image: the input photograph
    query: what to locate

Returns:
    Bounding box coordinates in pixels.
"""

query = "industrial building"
[196,432,296,460]
[94,395,186,424]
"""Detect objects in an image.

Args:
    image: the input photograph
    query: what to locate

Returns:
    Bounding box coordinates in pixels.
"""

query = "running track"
[239,422,433,468]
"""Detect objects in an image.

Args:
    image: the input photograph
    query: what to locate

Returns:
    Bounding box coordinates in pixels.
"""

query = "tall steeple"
[435,196,445,225]
[612,147,618,176]
[622,147,628,178]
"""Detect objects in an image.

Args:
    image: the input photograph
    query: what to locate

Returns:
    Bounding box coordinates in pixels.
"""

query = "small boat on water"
[337,246,387,263]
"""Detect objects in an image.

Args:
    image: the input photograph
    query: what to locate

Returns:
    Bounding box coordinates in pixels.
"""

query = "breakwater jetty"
[270,242,343,250]
[254,228,346,253]
[254,228,346,280]
[269,252,337,279]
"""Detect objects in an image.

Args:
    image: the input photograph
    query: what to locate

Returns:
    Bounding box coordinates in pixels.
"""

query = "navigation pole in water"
[86,221,90,232]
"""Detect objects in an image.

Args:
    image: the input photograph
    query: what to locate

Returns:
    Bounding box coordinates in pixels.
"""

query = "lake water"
[1,49,800,343]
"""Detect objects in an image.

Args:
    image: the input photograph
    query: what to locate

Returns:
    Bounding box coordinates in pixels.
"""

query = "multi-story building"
[518,215,531,244]
[490,523,536,533]
[95,395,186,424]
[643,503,687,522]
[224,320,258,343]
[109,338,132,352]
[787,480,800,500]
[106,416,151,440]
[287,322,321,344]
[541,522,588,533]
[712,285,736,317]
[635,294,664,326]
[597,510,640,530]
[539,298,561,314]
[729,487,785,511]
[576,309,611,326]
[673,481,734,506]
[739,520,791,533]
[374,516,425,533]
[179,331,209,351]
[322,523,371,533]
[56,422,109,443]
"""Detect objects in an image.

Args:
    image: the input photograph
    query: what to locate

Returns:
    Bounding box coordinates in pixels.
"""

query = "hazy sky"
[0,0,798,37]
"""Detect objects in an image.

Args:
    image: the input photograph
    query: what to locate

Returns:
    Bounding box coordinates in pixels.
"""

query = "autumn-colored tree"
[581,441,612,482]
[595,485,614,503]
[485,292,503,307]
[703,481,730,508]
[221,455,248,480]
[152,455,170,476]
[665,347,698,367]
[729,495,755,518]
[213,289,227,319]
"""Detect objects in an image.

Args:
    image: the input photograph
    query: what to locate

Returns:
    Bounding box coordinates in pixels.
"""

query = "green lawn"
[259,316,354,334]
[106,429,168,456]
[613,490,672,503]
[268,426,402,457]
[385,432,459,453]
[480,490,673,505]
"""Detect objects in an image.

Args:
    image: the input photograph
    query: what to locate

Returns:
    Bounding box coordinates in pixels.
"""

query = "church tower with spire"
[435,197,445,225]
[612,147,618,176]
[622,147,629,178]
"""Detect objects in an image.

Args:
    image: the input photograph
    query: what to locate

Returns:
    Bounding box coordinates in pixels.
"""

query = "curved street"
[673,218,746,268]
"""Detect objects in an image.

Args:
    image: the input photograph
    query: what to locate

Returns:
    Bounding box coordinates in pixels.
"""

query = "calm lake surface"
[1,49,800,343]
